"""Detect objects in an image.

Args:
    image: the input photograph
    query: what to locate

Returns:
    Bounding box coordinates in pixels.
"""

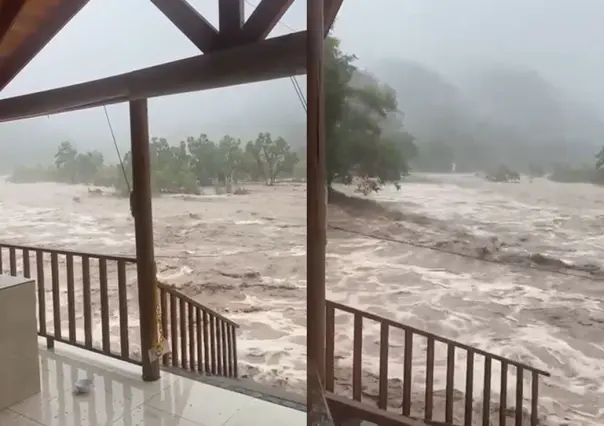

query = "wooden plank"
[117,260,130,359]
[378,323,389,409]
[0,0,25,41]
[0,0,89,91]
[0,31,306,122]
[218,0,244,46]
[306,2,327,424]
[150,0,220,52]
[324,0,344,36]
[326,392,428,426]
[239,0,294,42]
[130,98,160,381]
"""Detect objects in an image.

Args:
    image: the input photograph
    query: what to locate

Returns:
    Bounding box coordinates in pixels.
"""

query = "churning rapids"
[1,174,603,425]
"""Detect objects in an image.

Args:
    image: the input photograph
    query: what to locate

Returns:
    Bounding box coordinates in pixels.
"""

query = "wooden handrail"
[0,242,239,380]
[326,300,549,426]
[326,300,549,377]
[157,282,239,328]
[0,241,137,263]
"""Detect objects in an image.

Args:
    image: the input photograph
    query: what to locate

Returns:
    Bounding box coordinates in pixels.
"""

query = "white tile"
[112,405,206,426]
[146,381,253,426]
[10,352,167,426]
[223,398,306,426]
[0,409,43,426]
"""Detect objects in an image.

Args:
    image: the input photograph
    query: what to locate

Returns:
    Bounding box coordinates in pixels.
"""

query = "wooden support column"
[306,0,326,423]
[130,99,160,381]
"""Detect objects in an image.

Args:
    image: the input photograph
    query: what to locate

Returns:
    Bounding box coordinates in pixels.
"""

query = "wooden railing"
[325,300,550,426]
[0,242,140,364]
[158,283,239,377]
[0,242,239,379]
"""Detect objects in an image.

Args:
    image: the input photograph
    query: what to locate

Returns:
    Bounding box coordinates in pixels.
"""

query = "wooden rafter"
[238,0,294,43]
[218,0,244,46]
[0,0,89,91]
[0,0,25,41]
[324,0,344,36]
[0,31,307,122]
[150,0,220,52]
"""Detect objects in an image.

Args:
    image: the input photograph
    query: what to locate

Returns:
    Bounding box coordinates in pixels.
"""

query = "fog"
[1,0,604,169]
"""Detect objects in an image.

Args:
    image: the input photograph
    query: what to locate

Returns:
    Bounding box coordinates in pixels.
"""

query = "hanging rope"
[102,105,137,217]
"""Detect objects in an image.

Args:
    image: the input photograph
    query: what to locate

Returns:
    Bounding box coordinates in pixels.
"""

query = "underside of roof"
[0,0,87,91]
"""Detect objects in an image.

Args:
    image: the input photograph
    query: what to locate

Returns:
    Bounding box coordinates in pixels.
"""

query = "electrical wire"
[103,105,131,193]
[243,0,308,112]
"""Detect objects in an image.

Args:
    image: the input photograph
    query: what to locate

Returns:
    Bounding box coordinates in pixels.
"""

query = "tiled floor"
[0,343,306,426]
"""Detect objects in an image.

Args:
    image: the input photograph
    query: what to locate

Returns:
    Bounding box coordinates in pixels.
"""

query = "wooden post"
[130,98,160,381]
[306,0,326,423]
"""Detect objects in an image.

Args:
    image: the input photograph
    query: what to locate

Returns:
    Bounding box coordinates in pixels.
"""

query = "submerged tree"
[245,132,299,185]
[324,36,416,194]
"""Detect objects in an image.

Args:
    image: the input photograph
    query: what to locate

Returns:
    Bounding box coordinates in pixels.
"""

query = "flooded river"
[0,174,602,425]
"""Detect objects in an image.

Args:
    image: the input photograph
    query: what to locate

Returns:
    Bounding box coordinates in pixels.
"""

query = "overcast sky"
[2,0,604,157]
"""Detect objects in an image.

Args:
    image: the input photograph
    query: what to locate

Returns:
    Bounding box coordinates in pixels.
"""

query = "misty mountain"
[372,60,603,172]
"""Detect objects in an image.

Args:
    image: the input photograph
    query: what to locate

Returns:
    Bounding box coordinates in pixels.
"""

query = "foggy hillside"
[372,60,603,171]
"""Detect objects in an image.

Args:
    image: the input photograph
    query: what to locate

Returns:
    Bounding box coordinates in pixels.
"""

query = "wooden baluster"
[515,367,524,426]
[402,331,413,416]
[50,252,61,340]
[9,247,17,275]
[483,356,492,426]
[224,323,233,377]
[531,371,539,426]
[325,302,335,392]
[352,313,363,401]
[464,350,474,426]
[188,304,195,371]
[500,361,508,426]
[221,322,229,376]
[22,249,30,278]
[82,256,92,347]
[66,254,76,343]
[425,336,435,421]
[117,261,129,359]
[231,323,238,377]
[160,288,169,366]
[203,311,210,374]
[36,251,46,336]
[209,315,216,374]
[196,308,203,372]
[99,258,110,353]
[170,294,178,367]
[445,344,455,424]
[378,322,389,410]
[216,318,223,375]
[179,298,187,369]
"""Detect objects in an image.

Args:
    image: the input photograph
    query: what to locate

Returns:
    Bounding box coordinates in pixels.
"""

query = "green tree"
[596,146,604,169]
[217,135,244,183]
[75,150,104,183]
[324,37,414,193]
[187,134,219,186]
[54,141,78,183]
[245,132,299,184]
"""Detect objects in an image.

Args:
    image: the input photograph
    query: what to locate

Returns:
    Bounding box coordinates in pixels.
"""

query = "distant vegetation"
[8,36,419,197]
[9,134,303,196]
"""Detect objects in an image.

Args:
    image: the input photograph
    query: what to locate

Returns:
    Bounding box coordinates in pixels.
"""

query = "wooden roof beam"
[0,0,89,91]
[218,0,244,47]
[324,0,344,36]
[238,0,294,43]
[0,31,307,122]
[150,0,220,52]
[0,0,26,41]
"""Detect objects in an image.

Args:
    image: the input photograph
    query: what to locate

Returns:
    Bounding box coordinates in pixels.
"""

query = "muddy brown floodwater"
[0,174,603,425]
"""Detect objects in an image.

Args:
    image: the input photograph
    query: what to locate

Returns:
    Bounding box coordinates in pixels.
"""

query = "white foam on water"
[1,177,604,424]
